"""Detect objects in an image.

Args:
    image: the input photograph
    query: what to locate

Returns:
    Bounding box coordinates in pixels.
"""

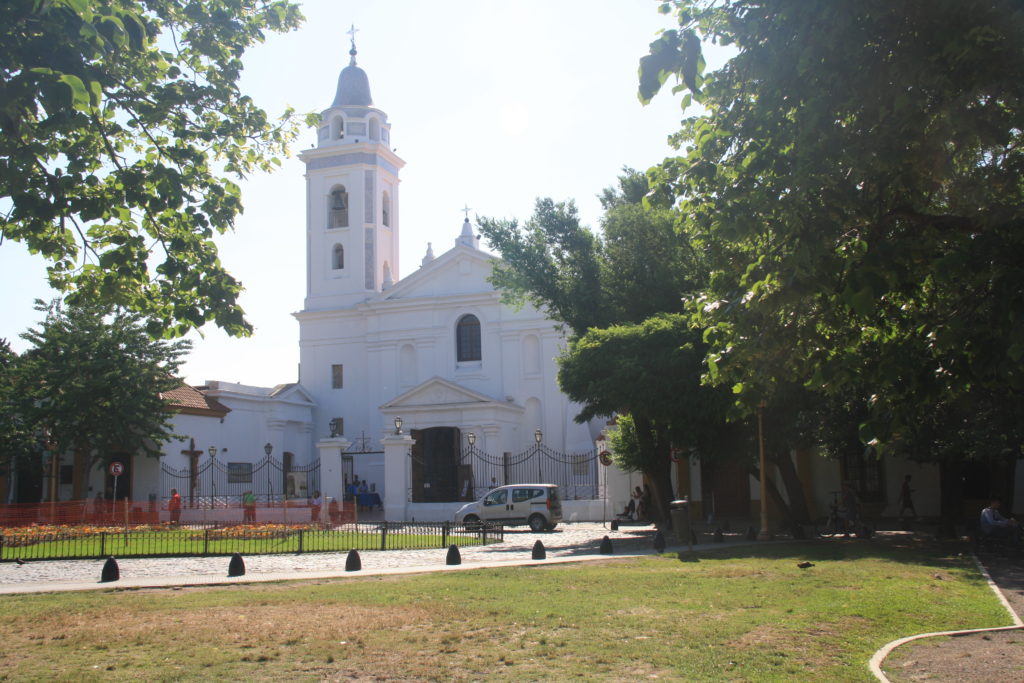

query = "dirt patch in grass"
[883,552,1024,682]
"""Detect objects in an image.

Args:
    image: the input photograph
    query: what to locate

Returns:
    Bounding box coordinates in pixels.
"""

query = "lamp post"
[264,442,273,510]
[394,416,403,435]
[329,418,340,438]
[534,429,543,482]
[596,433,608,526]
[757,401,770,541]
[206,445,217,525]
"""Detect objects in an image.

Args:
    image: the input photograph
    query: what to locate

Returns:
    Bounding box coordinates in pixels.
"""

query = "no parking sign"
[108,461,125,477]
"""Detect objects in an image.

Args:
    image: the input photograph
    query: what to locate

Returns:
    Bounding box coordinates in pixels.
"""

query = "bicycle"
[815,490,875,539]
[815,491,843,538]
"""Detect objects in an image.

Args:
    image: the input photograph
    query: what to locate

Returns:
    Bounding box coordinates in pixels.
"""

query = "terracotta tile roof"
[162,384,231,417]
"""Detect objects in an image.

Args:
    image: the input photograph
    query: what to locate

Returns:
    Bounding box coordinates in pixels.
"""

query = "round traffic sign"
[108,461,125,477]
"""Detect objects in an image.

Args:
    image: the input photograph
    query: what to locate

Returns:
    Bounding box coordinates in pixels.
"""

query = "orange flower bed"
[191,523,320,541]
[0,523,174,547]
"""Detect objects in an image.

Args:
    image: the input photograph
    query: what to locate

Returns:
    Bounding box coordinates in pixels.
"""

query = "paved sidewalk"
[0,522,668,593]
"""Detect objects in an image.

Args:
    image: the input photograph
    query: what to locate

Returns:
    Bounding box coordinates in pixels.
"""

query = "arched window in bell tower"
[382,191,391,227]
[369,117,380,141]
[332,244,344,270]
[330,115,344,140]
[329,186,349,228]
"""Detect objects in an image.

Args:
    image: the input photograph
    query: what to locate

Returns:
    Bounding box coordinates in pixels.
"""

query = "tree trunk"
[749,465,791,522]
[770,450,811,525]
[938,459,964,538]
[633,416,674,527]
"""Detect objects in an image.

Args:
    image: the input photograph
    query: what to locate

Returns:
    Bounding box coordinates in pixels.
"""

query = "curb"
[868,553,1023,681]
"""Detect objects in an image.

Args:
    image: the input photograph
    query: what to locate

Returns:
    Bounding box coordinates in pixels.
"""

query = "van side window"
[484,490,507,506]
[512,488,539,503]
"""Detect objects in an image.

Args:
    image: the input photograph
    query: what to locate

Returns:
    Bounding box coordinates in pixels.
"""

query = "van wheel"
[529,514,547,533]
[545,523,557,532]
[463,514,481,530]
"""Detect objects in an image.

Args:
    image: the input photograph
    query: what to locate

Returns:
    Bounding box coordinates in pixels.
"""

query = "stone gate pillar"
[316,437,351,510]
[382,432,414,521]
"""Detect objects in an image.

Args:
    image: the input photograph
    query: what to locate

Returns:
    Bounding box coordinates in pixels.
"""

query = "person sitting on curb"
[980,499,1021,545]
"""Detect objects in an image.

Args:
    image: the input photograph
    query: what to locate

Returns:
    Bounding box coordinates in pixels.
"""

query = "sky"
[0,0,705,387]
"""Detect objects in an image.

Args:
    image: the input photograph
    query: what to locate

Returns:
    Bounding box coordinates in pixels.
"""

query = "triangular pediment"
[270,383,316,406]
[376,245,498,302]
[381,376,519,412]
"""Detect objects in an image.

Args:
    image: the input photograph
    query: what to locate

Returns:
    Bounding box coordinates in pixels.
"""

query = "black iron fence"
[0,520,503,561]
[411,442,600,503]
[160,455,320,508]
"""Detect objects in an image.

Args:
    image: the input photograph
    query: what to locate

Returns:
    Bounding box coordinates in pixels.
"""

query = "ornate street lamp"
[264,442,273,456]
[534,428,543,482]
[329,418,341,438]
[394,416,403,435]
[467,431,476,446]
[208,446,217,458]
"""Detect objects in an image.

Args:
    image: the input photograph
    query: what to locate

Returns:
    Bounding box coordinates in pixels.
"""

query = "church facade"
[293,41,619,521]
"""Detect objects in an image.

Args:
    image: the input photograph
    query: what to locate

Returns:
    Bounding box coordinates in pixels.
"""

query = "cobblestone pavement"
[0,522,660,586]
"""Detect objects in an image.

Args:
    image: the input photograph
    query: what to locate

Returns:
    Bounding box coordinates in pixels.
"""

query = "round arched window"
[456,314,482,362]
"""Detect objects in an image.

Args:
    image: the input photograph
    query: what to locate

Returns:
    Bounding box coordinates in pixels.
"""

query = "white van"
[454,484,562,532]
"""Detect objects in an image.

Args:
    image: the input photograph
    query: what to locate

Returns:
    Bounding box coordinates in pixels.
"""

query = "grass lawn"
[0,537,1009,681]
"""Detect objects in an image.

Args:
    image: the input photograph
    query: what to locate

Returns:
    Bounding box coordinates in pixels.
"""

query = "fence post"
[442,521,449,548]
[380,521,388,551]
[482,525,488,545]
[99,531,106,558]
[0,533,4,561]
[204,528,209,556]
[298,529,304,554]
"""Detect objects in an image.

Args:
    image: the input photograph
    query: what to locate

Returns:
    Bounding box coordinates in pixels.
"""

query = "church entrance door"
[410,427,468,503]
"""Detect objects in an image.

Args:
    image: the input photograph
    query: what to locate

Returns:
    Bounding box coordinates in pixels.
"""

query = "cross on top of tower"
[347,24,359,64]
[461,204,473,220]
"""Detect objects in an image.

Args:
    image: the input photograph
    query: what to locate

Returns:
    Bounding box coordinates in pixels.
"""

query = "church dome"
[332,48,373,107]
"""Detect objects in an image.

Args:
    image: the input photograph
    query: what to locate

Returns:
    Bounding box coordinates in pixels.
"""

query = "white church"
[144,38,633,522]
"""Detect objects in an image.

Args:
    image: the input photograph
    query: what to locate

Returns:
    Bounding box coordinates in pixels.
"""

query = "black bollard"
[100,556,119,582]
[445,544,461,566]
[653,531,666,553]
[228,552,245,577]
[600,535,613,555]
[345,549,362,572]
[747,526,757,541]
[610,519,619,531]
[531,540,546,560]
[713,528,724,543]
[691,529,698,546]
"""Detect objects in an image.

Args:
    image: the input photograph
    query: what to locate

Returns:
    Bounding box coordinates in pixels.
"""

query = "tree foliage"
[640,0,1024,449]
[1,0,309,337]
[479,170,726,523]
[0,339,38,470]
[16,299,189,473]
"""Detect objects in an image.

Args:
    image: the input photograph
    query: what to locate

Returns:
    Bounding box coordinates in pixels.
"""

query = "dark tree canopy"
[1,0,308,338]
[640,0,1024,448]
[17,299,189,474]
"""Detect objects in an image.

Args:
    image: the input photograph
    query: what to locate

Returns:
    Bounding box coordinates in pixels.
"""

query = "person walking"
[310,490,322,523]
[897,475,916,519]
[168,489,182,525]
[242,490,256,523]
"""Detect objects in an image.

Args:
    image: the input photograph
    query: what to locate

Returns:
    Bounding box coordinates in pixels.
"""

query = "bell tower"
[299,27,405,310]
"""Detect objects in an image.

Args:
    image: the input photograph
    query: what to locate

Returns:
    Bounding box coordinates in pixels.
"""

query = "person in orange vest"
[168,489,182,525]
